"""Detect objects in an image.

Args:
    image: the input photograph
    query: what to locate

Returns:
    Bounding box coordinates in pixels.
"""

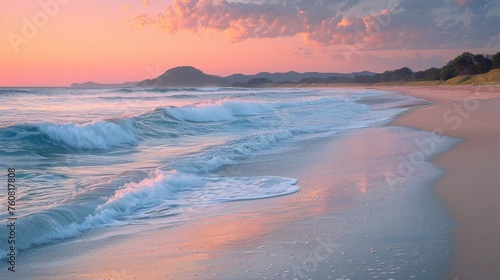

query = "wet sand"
[386,85,500,279]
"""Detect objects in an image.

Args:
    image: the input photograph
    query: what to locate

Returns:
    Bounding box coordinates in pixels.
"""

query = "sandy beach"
[386,85,500,279]
[4,85,500,280]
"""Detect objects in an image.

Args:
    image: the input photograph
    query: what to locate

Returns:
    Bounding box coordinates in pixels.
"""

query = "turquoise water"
[0,87,413,256]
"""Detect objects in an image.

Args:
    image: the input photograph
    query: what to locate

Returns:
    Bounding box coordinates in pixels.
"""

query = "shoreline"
[385,85,500,279]
[6,89,457,280]
[55,125,455,280]
[3,86,498,279]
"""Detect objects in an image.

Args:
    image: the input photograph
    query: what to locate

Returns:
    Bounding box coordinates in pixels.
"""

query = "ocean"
[0,87,453,277]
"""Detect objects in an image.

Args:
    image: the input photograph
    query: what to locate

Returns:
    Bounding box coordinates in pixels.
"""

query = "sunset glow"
[0,0,498,86]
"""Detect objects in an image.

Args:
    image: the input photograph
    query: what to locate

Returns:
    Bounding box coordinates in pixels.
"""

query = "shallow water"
[0,87,419,257]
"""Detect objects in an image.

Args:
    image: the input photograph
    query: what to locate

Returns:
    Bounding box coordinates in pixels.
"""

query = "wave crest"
[0,169,299,256]
[36,120,138,150]
[163,100,274,122]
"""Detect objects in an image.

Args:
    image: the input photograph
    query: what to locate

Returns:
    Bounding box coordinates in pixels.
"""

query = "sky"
[0,0,499,86]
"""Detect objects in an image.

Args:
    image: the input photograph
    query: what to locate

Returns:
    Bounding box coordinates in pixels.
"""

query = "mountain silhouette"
[136,66,229,87]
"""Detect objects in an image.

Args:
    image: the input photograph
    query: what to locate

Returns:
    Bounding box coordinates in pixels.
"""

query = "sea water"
[0,87,419,257]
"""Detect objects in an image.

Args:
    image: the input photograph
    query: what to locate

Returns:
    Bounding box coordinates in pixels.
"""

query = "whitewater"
[0,87,417,256]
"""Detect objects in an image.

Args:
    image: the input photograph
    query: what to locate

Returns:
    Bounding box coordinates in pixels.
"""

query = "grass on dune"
[371,69,500,86]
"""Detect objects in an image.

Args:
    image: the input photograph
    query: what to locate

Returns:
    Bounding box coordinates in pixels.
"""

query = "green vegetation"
[297,51,500,85]
[442,69,500,85]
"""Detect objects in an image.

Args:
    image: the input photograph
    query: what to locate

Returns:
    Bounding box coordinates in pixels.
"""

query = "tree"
[452,52,477,75]
[353,75,375,83]
[473,54,493,74]
[376,67,413,82]
[492,51,500,69]
[413,67,440,81]
[440,63,457,80]
[392,67,413,82]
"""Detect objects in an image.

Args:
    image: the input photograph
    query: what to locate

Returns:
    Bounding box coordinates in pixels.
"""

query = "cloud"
[139,0,305,41]
[143,0,150,7]
[288,47,315,57]
[132,0,500,50]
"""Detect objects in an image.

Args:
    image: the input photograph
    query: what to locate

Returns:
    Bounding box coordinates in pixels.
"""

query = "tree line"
[298,51,500,84]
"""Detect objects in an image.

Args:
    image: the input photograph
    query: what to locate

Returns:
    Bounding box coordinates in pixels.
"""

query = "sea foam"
[0,169,299,255]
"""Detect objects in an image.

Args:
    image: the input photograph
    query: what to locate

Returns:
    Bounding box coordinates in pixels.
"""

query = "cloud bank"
[132,0,500,49]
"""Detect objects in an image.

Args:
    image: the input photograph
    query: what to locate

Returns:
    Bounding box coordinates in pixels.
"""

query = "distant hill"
[71,81,137,88]
[136,66,229,87]
[70,67,376,88]
[224,70,375,84]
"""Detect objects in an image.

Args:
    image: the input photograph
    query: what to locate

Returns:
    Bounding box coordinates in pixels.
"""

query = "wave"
[275,97,348,108]
[115,87,226,94]
[1,119,138,150]
[162,97,367,123]
[0,88,32,94]
[168,94,199,99]
[38,120,138,149]
[163,100,274,122]
[0,96,366,153]
[115,88,181,93]
[0,169,299,256]
[173,130,296,173]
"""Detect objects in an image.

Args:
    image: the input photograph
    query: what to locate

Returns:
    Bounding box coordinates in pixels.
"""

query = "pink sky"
[0,0,498,86]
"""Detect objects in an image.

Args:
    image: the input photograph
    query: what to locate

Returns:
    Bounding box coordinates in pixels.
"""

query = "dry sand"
[385,85,500,279]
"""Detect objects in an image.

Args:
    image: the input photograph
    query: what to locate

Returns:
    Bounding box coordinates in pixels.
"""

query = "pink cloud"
[288,47,314,57]
[134,0,303,41]
[133,0,397,47]
[131,0,499,50]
